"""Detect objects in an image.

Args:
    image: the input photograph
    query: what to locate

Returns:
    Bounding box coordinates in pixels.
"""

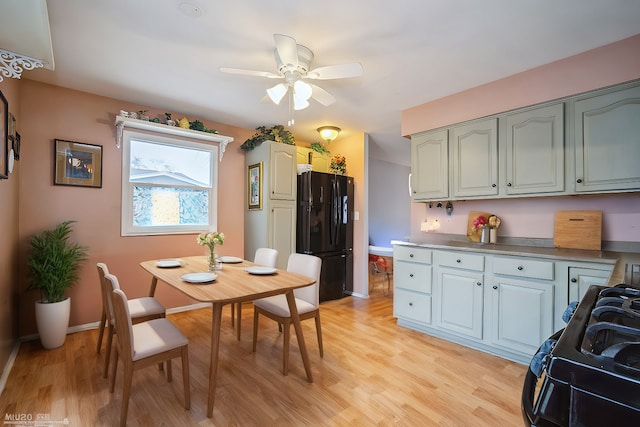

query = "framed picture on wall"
[54,139,103,188]
[247,162,263,210]
[0,90,7,180]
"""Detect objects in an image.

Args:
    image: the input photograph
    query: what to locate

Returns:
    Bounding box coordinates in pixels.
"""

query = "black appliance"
[522,283,640,426]
[297,171,354,302]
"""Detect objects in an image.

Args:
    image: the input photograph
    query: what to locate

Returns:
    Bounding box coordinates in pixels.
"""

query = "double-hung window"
[121,128,218,236]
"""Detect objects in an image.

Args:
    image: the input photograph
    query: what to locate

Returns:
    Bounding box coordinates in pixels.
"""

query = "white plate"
[218,256,243,264]
[181,272,217,283]
[156,259,182,268]
[245,266,277,275]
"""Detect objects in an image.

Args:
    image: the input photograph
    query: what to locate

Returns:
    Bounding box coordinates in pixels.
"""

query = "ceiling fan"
[220,34,363,124]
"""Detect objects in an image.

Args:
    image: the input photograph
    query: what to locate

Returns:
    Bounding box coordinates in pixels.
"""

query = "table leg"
[148,277,158,297]
[207,302,223,418]
[285,290,313,383]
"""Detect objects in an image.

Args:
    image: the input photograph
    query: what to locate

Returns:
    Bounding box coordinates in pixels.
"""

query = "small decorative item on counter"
[138,110,149,121]
[330,154,347,175]
[197,231,224,271]
[488,215,502,243]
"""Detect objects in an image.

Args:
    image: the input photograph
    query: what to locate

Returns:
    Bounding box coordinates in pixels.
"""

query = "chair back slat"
[107,278,134,360]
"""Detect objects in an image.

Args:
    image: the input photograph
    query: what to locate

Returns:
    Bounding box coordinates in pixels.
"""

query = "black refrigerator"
[297,171,354,302]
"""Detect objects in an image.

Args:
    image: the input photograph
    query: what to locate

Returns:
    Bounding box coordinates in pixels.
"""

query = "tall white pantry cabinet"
[244,140,297,270]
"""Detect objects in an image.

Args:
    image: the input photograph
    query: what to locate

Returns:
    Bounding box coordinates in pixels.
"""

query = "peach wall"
[17,80,254,336]
[402,34,640,136]
[0,77,21,373]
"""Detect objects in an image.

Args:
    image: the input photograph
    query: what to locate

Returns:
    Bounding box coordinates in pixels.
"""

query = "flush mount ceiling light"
[317,126,341,142]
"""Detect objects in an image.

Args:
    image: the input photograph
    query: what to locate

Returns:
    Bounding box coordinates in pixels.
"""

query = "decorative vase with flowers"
[197,231,224,271]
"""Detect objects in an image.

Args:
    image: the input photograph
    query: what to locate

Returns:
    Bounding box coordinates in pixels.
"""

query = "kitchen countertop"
[392,236,628,286]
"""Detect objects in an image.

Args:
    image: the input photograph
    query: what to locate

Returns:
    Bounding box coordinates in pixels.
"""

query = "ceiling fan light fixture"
[293,80,312,101]
[293,96,309,110]
[317,126,341,142]
[266,83,287,104]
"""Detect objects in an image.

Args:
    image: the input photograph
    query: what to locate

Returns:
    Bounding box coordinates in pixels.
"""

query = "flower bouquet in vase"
[197,231,224,270]
[329,154,347,175]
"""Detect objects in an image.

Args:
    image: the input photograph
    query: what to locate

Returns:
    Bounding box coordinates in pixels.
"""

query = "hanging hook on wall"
[446,201,454,216]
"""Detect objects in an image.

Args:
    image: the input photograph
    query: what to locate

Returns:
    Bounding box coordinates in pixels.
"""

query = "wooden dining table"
[140,255,315,418]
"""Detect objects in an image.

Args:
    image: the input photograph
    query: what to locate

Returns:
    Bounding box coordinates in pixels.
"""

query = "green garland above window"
[240,125,295,151]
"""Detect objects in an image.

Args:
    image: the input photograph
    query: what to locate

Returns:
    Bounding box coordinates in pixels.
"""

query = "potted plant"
[240,125,295,151]
[27,221,88,349]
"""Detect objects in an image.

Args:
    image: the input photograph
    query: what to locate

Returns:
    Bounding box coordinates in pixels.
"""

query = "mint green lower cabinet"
[434,268,484,340]
[393,289,432,324]
[489,277,553,356]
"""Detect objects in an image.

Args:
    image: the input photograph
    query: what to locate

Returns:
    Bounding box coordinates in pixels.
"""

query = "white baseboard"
[0,341,21,396]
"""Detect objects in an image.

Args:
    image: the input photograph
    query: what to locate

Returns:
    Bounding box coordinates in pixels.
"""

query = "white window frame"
[121,128,219,236]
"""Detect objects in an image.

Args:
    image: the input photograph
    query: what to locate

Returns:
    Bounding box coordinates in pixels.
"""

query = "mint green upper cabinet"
[410,129,449,200]
[504,103,565,195]
[574,84,640,193]
[451,118,498,198]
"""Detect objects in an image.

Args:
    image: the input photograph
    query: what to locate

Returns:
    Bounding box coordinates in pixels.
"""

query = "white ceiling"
[6,0,640,166]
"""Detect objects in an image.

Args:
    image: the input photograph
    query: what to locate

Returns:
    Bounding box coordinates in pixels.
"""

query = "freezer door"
[319,251,352,302]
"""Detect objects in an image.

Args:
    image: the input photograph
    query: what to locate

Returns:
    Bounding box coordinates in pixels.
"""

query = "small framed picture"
[247,162,263,210]
[54,139,103,188]
[13,132,20,160]
[0,90,7,179]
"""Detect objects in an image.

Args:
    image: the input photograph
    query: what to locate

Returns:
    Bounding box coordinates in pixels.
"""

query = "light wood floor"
[0,285,528,426]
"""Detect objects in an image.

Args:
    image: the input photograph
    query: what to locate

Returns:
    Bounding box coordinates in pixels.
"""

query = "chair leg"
[166,359,172,382]
[230,303,235,327]
[181,346,190,410]
[236,303,242,341]
[120,364,133,427]
[109,348,119,393]
[282,320,290,376]
[96,310,106,353]
[103,325,114,378]
[315,312,324,357]
[252,308,259,352]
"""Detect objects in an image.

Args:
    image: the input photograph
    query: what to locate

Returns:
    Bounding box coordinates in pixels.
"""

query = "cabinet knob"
[571,278,577,283]
[492,183,496,188]
[507,182,512,187]
[476,282,482,287]
[456,259,461,263]
[576,178,583,183]
[409,302,413,307]
[517,266,524,271]
[409,273,414,278]
[409,253,414,258]
[493,285,498,290]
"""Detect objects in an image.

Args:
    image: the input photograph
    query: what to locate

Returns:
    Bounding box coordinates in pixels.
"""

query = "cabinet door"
[394,289,432,324]
[410,129,449,200]
[312,153,330,173]
[490,278,553,356]
[270,143,297,200]
[505,103,564,194]
[268,201,296,270]
[296,146,311,165]
[435,268,484,339]
[451,118,498,197]
[568,267,610,302]
[574,85,640,192]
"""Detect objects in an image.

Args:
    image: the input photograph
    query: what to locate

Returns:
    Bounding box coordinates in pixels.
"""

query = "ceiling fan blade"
[220,67,281,79]
[274,34,298,69]
[307,63,363,80]
[309,84,336,106]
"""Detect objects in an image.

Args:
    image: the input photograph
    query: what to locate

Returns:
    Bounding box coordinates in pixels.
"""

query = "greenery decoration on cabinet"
[241,125,295,151]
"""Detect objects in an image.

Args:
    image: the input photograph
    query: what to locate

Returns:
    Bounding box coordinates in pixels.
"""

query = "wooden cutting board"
[553,210,602,250]
[467,211,492,242]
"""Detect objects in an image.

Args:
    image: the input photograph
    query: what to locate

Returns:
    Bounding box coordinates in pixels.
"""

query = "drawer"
[394,289,432,324]
[395,262,432,293]
[493,256,554,281]
[437,251,485,272]
[394,246,432,264]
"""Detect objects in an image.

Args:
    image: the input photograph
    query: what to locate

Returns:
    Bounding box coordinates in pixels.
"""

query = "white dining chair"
[252,253,323,375]
[96,263,165,378]
[233,248,279,340]
[108,283,190,427]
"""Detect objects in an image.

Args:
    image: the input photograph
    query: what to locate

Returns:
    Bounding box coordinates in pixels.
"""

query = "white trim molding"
[0,49,45,81]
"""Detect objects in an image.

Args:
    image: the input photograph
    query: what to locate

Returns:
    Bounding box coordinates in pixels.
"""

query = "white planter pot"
[35,297,71,349]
